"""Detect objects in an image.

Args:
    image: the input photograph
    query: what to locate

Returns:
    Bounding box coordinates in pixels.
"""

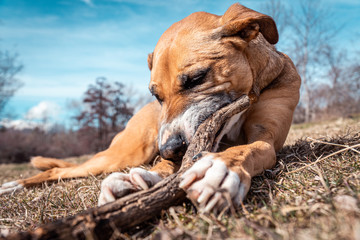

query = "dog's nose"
[160,133,188,161]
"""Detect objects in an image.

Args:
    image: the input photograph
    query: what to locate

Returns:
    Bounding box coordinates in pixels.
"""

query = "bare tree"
[263,0,350,122]
[347,58,360,107]
[289,0,339,122]
[75,77,133,150]
[296,44,360,121]
[0,51,23,117]
[322,48,349,116]
[325,48,360,117]
[108,82,133,131]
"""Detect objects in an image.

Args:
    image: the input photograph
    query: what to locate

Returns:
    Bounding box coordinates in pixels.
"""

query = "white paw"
[179,155,248,213]
[98,168,162,206]
[0,181,24,196]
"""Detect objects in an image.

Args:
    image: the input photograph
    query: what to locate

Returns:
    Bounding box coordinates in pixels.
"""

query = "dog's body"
[0,4,300,211]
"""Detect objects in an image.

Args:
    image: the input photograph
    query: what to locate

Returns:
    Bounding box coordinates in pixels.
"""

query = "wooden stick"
[2,95,250,240]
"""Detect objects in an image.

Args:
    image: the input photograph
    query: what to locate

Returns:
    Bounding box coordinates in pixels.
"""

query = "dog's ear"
[147,52,153,71]
[220,3,278,45]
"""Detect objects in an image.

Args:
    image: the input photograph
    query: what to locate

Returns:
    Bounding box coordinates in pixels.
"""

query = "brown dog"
[0,4,300,212]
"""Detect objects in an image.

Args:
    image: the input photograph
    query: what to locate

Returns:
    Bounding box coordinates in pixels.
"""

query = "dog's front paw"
[179,153,250,213]
[98,168,162,206]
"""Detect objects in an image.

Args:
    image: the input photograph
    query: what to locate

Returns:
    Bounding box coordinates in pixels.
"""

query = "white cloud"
[0,119,53,131]
[1,101,62,131]
[80,0,94,7]
[1,119,39,130]
[25,101,62,122]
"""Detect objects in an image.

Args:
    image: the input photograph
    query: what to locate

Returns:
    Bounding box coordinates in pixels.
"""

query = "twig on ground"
[286,143,360,175]
[307,137,360,154]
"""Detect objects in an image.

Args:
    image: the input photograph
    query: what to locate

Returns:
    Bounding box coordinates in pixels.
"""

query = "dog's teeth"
[132,173,149,190]
[179,172,197,189]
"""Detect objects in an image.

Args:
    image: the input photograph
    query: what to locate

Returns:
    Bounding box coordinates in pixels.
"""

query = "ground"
[0,117,359,239]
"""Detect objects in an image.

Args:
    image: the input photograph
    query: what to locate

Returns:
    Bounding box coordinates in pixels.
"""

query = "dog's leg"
[180,64,300,212]
[98,158,181,206]
[0,101,161,196]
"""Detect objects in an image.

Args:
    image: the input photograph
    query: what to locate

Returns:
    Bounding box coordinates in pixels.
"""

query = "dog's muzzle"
[158,93,234,161]
[159,132,188,161]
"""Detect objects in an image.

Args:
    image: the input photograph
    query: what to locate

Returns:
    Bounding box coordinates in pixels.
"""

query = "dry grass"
[0,117,359,239]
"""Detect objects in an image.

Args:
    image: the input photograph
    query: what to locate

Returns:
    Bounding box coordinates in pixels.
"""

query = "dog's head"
[148,4,279,161]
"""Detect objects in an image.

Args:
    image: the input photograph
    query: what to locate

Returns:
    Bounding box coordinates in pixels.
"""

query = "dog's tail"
[30,156,78,171]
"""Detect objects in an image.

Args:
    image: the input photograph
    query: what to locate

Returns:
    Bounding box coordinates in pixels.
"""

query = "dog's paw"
[0,181,24,196]
[179,153,250,213]
[98,168,162,206]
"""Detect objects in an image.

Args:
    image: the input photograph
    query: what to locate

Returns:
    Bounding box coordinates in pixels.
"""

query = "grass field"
[0,117,359,239]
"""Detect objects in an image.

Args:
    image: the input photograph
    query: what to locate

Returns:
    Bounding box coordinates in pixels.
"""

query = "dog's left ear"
[220,3,278,45]
[148,52,153,71]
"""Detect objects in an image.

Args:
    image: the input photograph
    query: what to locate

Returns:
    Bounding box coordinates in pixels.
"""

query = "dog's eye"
[149,85,163,105]
[181,68,210,90]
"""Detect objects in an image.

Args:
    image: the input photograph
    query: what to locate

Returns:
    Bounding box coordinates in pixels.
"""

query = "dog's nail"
[132,173,149,190]
[179,172,197,189]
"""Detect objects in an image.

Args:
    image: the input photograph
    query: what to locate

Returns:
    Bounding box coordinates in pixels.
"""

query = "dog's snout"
[160,133,188,161]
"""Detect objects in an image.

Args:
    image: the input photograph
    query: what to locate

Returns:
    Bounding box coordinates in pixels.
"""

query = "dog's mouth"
[192,100,231,134]
[158,93,251,161]
[196,94,250,152]
[191,93,234,131]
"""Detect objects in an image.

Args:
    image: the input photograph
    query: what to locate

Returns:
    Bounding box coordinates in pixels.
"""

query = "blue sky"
[0,0,359,127]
